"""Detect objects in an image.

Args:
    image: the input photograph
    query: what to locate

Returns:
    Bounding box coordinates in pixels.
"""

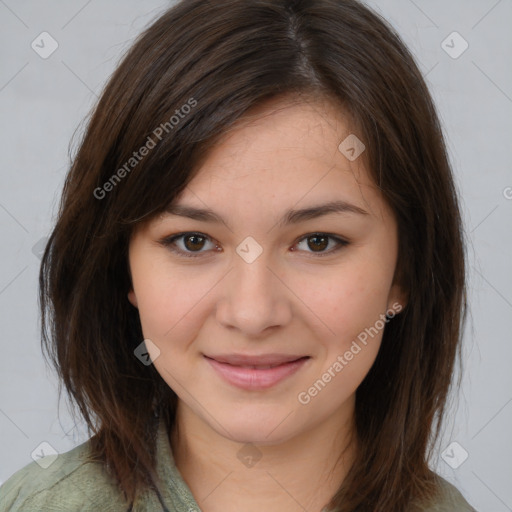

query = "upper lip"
[205,353,309,367]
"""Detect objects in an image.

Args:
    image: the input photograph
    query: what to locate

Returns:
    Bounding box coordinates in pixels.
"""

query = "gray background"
[0,1,511,510]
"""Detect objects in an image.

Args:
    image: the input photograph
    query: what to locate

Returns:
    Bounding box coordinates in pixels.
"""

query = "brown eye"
[160,232,218,258]
[183,234,207,252]
[293,233,349,257]
[306,235,329,252]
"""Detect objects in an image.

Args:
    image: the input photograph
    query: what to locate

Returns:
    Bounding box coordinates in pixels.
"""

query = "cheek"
[294,268,393,407]
[130,256,205,342]
[297,261,394,344]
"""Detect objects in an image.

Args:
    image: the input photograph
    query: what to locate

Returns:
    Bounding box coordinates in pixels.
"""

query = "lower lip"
[205,356,310,390]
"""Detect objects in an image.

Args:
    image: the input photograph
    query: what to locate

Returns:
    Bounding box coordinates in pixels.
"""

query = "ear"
[387,281,408,314]
[128,289,138,308]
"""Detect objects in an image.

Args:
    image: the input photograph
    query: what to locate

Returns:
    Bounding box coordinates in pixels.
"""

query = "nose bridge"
[217,236,290,334]
[234,247,274,292]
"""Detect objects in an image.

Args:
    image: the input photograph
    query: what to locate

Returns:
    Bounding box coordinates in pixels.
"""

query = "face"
[127,94,406,446]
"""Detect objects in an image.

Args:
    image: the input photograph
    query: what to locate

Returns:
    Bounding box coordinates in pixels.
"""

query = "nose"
[215,248,292,337]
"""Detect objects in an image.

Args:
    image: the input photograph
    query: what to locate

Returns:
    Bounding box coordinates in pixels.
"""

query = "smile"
[204,355,310,390]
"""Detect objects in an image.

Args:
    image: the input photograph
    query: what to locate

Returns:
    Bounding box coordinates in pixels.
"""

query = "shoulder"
[0,440,127,512]
[416,474,477,512]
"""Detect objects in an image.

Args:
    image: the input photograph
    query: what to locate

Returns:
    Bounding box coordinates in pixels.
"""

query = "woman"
[0,0,476,510]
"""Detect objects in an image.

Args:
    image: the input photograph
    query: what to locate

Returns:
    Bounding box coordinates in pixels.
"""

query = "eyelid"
[158,231,350,259]
[159,232,220,259]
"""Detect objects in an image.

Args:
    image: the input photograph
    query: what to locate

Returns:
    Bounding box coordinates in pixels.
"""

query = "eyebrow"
[163,200,369,230]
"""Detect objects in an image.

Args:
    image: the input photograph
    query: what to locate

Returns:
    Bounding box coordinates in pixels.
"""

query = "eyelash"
[158,232,349,259]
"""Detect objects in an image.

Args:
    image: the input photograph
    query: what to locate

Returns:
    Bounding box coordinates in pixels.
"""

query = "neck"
[170,400,357,512]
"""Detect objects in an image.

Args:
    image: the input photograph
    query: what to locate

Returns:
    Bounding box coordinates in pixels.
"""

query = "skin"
[127,94,407,512]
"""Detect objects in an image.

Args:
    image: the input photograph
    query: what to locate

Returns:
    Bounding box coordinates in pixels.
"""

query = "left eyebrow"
[277,200,369,227]
[163,200,369,230]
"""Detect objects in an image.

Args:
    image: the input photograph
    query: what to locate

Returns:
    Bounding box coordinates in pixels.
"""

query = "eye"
[292,233,349,257]
[159,232,219,258]
[159,232,349,259]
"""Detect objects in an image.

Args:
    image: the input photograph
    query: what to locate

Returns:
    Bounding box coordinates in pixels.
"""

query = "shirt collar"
[133,419,202,511]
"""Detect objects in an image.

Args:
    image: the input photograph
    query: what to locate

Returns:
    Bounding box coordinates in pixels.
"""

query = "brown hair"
[39,0,467,510]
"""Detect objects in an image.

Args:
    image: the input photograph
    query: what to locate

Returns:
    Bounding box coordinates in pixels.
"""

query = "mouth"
[204,354,310,390]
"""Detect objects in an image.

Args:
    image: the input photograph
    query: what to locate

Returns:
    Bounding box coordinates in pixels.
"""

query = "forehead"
[203,94,361,170]
[129,97,397,239]
[175,95,378,211]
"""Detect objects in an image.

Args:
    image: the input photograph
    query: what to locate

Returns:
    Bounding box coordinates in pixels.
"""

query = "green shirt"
[0,422,477,511]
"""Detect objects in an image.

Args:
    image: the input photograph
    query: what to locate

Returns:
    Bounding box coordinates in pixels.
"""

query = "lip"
[204,354,310,390]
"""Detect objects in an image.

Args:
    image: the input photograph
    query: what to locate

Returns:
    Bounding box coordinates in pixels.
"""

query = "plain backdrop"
[0,1,511,510]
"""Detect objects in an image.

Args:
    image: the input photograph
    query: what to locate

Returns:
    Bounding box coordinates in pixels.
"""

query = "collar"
[133,419,202,512]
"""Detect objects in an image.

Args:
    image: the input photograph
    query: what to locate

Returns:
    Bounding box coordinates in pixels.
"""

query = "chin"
[223,427,292,447]
[211,407,301,446]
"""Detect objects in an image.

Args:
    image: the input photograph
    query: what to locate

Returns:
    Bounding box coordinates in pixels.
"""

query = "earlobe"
[128,289,138,308]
